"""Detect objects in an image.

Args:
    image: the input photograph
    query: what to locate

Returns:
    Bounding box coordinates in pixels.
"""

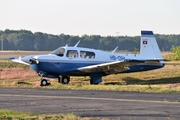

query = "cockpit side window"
[80,51,95,59]
[50,47,65,57]
[66,50,78,58]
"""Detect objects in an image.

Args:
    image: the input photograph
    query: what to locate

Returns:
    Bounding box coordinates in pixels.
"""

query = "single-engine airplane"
[9,30,165,86]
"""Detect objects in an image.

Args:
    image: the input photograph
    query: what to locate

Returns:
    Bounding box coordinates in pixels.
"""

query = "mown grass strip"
[0,109,104,120]
[1,60,180,93]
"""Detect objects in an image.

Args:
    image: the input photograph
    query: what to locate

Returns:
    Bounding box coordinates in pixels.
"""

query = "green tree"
[0,29,180,52]
[13,31,34,50]
[46,34,65,50]
[170,45,180,60]
[34,32,46,51]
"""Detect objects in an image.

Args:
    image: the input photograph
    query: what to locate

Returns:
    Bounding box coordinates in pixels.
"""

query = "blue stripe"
[141,31,154,35]
[30,61,165,77]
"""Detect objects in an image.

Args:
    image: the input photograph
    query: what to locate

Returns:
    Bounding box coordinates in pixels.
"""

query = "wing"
[78,60,144,74]
[9,57,30,65]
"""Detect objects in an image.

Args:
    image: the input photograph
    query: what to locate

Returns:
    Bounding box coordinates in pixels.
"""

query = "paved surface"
[0,88,180,120]
[0,51,49,59]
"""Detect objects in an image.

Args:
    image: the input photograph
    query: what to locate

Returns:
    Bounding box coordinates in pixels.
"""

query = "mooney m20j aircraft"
[10,31,165,86]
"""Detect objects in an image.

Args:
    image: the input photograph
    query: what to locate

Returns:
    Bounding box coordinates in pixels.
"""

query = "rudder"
[140,31,162,59]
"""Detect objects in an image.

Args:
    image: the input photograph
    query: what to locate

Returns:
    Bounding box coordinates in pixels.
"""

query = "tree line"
[0,29,180,51]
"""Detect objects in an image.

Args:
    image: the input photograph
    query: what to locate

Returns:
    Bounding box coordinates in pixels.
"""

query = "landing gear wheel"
[41,79,50,86]
[62,76,70,84]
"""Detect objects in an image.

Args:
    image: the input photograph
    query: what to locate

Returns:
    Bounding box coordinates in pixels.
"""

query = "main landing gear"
[58,76,70,84]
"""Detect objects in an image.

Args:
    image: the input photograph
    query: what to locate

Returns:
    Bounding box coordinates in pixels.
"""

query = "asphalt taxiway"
[0,88,179,119]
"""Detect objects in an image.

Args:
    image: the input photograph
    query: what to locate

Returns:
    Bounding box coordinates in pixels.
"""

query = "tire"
[62,76,70,84]
[41,79,48,86]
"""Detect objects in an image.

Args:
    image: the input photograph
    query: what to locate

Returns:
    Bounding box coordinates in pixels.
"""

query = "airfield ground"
[0,51,49,59]
[0,51,180,119]
[0,88,180,120]
[0,51,180,93]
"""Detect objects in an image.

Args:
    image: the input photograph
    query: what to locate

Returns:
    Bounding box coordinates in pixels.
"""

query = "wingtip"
[9,58,15,60]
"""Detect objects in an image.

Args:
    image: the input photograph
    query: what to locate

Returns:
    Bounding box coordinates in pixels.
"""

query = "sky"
[0,0,180,36]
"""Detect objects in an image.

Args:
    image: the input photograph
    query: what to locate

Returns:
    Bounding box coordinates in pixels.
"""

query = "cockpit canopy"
[50,47,65,56]
[50,47,96,59]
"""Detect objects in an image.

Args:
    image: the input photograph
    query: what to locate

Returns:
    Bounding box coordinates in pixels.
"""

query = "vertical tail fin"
[140,31,162,59]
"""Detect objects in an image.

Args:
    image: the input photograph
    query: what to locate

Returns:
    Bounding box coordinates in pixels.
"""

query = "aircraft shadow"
[104,77,180,85]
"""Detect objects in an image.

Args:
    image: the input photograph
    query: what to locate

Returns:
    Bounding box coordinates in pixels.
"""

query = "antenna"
[111,46,118,53]
[116,32,119,47]
[74,40,80,47]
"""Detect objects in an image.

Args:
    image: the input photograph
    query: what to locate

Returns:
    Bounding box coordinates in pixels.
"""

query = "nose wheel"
[41,79,48,86]
[40,73,50,86]
[40,79,51,86]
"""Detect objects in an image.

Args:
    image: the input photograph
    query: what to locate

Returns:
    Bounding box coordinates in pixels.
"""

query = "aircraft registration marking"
[109,55,125,61]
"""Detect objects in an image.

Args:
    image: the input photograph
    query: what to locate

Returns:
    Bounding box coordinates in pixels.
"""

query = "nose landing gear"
[39,73,50,86]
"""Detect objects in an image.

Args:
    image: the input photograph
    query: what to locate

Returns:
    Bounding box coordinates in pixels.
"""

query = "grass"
[0,109,104,120]
[0,58,180,93]
[0,60,28,68]
[0,62,180,93]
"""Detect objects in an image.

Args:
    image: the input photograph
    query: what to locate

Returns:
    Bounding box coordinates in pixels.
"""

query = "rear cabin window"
[50,47,65,57]
[80,51,95,59]
[66,50,78,58]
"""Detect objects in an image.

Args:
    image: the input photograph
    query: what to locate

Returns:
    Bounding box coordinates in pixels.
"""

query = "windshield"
[50,47,65,57]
